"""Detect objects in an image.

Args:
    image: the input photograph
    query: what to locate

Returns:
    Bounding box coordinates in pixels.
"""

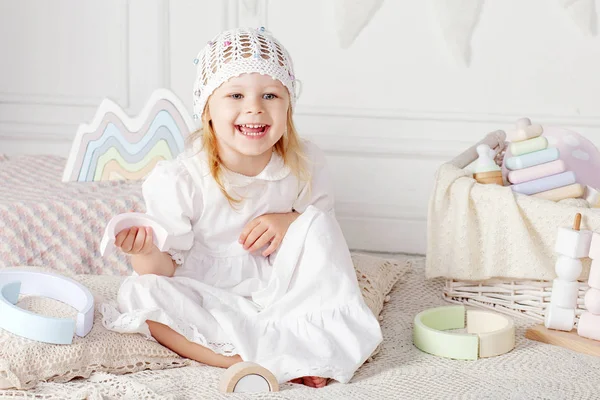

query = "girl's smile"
[235,123,271,139]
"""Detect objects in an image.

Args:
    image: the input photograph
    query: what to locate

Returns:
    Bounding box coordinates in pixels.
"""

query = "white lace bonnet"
[192,27,300,118]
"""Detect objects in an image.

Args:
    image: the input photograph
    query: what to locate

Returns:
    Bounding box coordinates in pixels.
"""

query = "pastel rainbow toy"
[62,89,198,182]
[503,118,590,201]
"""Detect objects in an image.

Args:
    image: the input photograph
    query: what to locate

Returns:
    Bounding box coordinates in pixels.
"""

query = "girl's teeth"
[237,124,267,136]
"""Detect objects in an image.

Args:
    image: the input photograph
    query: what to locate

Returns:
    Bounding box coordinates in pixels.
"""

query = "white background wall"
[1,0,599,254]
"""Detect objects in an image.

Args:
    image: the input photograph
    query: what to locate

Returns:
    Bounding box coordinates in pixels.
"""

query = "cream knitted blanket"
[426,162,600,281]
[1,257,598,400]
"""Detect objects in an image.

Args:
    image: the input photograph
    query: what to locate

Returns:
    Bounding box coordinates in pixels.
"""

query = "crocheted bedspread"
[0,155,141,275]
[0,257,597,400]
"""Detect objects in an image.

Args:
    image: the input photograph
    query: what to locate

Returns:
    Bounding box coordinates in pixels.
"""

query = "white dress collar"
[221,151,291,188]
[189,139,291,188]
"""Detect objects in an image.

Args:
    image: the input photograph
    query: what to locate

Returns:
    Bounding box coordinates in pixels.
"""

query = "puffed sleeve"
[292,140,335,216]
[142,158,198,264]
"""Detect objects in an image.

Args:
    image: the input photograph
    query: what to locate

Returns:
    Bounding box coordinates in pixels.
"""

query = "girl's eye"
[230,93,243,99]
[263,93,277,100]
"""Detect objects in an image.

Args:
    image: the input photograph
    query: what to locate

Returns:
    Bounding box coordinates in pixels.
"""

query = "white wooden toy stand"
[525,213,600,356]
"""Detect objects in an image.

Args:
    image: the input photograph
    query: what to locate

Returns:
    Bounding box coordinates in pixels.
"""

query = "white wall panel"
[1,0,598,253]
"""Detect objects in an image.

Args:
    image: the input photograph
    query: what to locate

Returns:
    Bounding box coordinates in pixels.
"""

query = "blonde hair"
[187,106,309,205]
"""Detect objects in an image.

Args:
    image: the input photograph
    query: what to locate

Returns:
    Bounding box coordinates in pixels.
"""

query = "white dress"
[101,140,383,384]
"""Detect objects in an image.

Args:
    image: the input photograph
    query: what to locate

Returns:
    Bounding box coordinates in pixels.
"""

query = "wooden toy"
[509,136,548,157]
[532,183,585,202]
[543,305,576,331]
[577,313,600,341]
[585,186,600,207]
[554,213,592,259]
[0,270,94,344]
[511,171,577,196]
[554,255,583,282]
[507,117,543,142]
[543,126,600,190]
[549,279,579,309]
[473,170,504,185]
[62,89,196,182]
[473,144,503,185]
[545,213,586,330]
[526,324,600,357]
[587,260,600,289]
[505,147,560,170]
[527,213,600,356]
[413,305,515,360]
[584,289,600,314]
[100,212,194,257]
[578,232,600,341]
[589,232,600,260]
[507,160,566,184]
[219,362,279,393]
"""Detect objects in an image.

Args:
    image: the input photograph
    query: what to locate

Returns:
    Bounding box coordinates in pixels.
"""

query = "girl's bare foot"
[290,376,328,388]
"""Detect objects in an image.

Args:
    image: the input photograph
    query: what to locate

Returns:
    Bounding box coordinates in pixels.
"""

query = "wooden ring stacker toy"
[526,213,600,357]
[219,362,279,393]
[413,305,515,360]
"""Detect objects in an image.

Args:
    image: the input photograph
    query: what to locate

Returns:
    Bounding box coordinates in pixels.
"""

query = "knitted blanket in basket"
[1,257,598,400]
[427,163,600,281]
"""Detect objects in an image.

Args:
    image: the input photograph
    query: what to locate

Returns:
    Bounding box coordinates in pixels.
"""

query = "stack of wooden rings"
[578,232,600,340]
[545,213,592,331]
[505,118,583,201]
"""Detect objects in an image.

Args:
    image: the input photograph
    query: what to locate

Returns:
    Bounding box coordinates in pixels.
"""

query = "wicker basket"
[437,130,591,324]
[443,278,588,324]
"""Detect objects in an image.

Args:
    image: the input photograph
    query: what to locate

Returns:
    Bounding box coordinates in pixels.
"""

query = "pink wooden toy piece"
[577,313,600,341]
[587,259,600,289]
[586,233,600,294]
[577,232,600,341]
[584,289,600,314]
[507,159,566,184]
[589,232,600,260]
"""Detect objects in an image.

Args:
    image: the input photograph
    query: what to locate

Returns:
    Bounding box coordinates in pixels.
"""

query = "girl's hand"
[115,226,156,255]
[239,212,299,257]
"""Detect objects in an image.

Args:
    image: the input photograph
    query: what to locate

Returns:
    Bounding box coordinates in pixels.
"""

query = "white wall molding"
[296,105,600,128]
[307,134,471,159]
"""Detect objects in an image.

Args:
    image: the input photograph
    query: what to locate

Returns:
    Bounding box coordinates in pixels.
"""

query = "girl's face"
[207,73,290,161]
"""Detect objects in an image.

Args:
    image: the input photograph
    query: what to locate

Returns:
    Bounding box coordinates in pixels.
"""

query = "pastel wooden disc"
[219,362,279,393]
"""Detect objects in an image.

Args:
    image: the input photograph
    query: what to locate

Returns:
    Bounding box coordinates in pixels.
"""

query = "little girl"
[101,27,382,388]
